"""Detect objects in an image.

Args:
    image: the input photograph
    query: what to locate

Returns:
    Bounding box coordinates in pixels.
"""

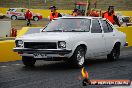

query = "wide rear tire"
[33,16,39,21]
[107,44,120,61]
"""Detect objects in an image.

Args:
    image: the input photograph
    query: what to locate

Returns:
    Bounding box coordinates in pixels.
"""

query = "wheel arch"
[113,41,121,48]
[72,42,87,55]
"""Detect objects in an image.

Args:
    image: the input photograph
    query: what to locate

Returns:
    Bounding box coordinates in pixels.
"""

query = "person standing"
[102,6,120,27]
[72,9,78,16]
[49,6,62,21]
[25,10,32,26]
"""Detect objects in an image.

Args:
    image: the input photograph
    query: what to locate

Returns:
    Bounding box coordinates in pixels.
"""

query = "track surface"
[0,47,132,88]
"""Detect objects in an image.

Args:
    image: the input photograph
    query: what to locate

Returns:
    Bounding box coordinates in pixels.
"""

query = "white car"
[6,8,42,21]
[13,17,128,67]
[116,12,131,24]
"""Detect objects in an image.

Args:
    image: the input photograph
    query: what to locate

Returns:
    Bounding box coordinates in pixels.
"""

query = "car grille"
[24,42,57,49]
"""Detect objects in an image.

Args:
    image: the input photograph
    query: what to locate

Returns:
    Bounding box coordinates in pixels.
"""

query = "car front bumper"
[13,47,72,54]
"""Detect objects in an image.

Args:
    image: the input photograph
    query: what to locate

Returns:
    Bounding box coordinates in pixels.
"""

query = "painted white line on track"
[0,66,8,68]
[12,64,21,66]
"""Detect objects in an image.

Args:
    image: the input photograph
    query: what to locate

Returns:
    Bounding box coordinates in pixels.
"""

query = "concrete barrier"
[0,21,11,37]
[117,26,132,46]
[0,40,21,62]
[17,27,42,38]
[0,27,43,62]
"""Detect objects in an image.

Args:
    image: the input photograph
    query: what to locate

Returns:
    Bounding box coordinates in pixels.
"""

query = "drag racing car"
[6,8,42,21]
[13,16,128,68]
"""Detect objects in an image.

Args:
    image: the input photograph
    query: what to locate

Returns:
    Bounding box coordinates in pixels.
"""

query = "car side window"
[91,19,102,33]
[8,9,15,11]
[23,9,27,13]
[21,9,24,12]
[100,20,109,33]
[107,22,113,32]
[16,9,21,12]
[80,19,91,32]
[101,20,113,33]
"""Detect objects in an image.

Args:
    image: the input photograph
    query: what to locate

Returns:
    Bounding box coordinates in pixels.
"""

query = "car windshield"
[42,18,91,32]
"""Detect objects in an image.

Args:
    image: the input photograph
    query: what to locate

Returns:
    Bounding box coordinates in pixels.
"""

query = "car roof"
[9,8,27,10]
[54,16,102,20]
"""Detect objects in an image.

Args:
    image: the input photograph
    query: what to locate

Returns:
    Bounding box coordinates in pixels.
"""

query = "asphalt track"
[0,47,132,88]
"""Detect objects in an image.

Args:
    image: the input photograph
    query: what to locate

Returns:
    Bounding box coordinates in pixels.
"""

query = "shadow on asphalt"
[21,58,113,71]
[21,52,132,71]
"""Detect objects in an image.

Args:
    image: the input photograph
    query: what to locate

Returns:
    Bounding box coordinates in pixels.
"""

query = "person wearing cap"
[72,9,78,16]
[72,9,82,16]
[102,6,120,27]
[49,6,62,21]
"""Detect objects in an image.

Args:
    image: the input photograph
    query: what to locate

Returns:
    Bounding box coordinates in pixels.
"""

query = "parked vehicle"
[13,17,128,67]
[116,12,131,26]
[6,8,42,21]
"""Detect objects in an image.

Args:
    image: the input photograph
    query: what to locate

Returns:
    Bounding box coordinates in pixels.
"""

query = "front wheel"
[22,56,36,67]
[70,46,86,68]
[11,15,17,20]
[107,44,120,61]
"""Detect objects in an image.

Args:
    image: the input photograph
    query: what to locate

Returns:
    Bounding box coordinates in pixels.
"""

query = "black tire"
[0,15,5,19]
[33,16,39,21]
[107,43,120,61]
[22,56,36,67]
[70,46,86,68]
[11,15,17,20]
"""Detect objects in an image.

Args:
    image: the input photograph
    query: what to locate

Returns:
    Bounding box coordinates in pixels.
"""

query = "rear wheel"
[107,43,120,61]
[33,16,39,21]
[70,46,86,68]
[22,56,36,67]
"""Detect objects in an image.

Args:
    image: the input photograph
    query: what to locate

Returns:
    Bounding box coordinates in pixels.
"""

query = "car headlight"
[58,41,66,48]
[16,40,23,47]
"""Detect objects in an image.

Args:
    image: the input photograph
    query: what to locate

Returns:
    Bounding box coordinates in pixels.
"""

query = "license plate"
[33,53,47,58]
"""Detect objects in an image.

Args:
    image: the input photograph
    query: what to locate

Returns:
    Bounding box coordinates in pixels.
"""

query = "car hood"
[17,32,81,42]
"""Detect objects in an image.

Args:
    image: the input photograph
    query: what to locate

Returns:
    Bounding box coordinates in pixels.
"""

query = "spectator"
[102,6,120,27]
[72,9,78,16]
[89,9,99,17]
[72,9,82,16]
[49,6,62,21]
[25,10,32,26]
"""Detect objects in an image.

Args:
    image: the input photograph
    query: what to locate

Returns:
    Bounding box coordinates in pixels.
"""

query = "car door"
[90,19,106,56]
[16,9,25,19]
[100,19,115,53]
[21,9,27,19]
